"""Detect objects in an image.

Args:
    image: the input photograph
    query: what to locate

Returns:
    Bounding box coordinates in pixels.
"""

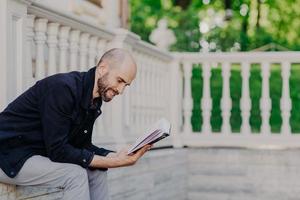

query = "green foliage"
[130,0,300,51]
[130,0,300,132]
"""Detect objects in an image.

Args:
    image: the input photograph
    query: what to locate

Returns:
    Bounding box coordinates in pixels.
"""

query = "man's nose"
[117,85,125,95]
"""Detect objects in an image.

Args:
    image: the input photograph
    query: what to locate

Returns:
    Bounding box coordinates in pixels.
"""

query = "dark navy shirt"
[0,67,113,178]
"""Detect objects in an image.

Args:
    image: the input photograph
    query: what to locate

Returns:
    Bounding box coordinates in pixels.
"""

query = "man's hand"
[89,144,152,169]
[115,144,152,166]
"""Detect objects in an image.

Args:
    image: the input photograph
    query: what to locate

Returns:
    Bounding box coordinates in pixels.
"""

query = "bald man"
[0,48,151,200]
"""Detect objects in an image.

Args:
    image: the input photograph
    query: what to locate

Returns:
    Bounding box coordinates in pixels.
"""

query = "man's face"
[97,67,134,102]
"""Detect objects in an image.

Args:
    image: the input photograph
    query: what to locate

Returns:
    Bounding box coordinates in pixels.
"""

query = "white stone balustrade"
[177,52,300,148]
[2,0,300,154]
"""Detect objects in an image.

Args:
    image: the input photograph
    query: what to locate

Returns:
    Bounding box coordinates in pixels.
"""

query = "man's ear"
[98,61,109,76]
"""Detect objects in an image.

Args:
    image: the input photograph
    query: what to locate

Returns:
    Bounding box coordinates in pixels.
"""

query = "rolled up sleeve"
[86,144,115,157]
[39,83,94,168]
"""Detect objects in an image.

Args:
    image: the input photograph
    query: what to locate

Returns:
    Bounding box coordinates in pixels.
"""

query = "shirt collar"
[81,67,102,110]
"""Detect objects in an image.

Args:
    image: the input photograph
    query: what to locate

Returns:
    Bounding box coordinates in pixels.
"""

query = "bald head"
[94,48,137,102]
[97,48,136,72]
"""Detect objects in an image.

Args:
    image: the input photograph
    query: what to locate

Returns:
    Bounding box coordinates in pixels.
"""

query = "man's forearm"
[89,155,122,169]
[89,145,151,169]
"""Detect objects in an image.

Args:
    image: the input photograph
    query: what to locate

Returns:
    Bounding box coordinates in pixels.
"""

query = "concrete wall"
[3,147,300,200]
[108,148,188,200]
[188,147,300,200]
[0,148,188,200]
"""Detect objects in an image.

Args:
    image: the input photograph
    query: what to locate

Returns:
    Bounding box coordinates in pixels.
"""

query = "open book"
[127,118,171,155]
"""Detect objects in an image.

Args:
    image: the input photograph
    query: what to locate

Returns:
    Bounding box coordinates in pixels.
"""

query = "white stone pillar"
[202,62,212,134]
[24,14,35,89]
[0,0,31,108]
[241,61,251,134]
[96,39,106,63]
[170,59,183,147]
[34,18,48,80]
[260,62,271,134]
[88,36,98,67]
[69,30,80,71]
[183,61,193,134]
[102,0,120,28]
[58,26,70,73]
[0,0,8,110]
[280,61,292,134]
[221,62,232,134]
[135,52,142,135]
[47,23,59,76]
[79,33,90,71]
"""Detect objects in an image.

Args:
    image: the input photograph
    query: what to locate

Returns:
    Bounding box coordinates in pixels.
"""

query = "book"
[127,118,171,155]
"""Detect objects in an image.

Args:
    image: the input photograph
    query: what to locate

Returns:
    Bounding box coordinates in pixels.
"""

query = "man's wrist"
[106,152,117,158]
[89,154,122,168]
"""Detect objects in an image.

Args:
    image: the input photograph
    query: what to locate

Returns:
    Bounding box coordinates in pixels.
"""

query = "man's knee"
[88,169,107,181]
[63,165,88,187]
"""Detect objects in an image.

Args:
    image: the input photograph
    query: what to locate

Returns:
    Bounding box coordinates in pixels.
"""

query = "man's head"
[94,48,137,102]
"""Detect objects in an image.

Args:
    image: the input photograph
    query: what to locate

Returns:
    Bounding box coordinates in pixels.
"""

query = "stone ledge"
[0,183,63,200]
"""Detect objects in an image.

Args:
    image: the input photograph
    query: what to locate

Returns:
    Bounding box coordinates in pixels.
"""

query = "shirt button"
[97,110,101,114]
[83,159,87,163]
[83,130,88,134]
[18,135,22,139]
[10,171,15,176]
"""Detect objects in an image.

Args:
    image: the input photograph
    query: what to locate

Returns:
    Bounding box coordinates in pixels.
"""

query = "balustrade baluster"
[34,18,48,80]
[221,62,232,134]
[281,61,292,134]
[202,62,212,134]
[69,30,80,71]
[47,23,59,76]
[260,62,271,134]
[241,61,251,134]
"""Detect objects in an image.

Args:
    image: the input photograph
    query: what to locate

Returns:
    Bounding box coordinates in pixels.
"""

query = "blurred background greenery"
[129,0,300,133]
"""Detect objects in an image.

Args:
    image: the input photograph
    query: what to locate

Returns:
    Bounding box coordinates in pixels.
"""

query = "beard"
[97,73,118,102]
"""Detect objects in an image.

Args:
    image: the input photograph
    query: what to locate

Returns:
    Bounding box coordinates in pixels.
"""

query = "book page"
[127,118,171,154]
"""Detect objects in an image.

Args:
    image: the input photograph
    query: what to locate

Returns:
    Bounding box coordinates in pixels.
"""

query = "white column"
[47,23,59,76]
[88,36,98,67]
[79,33,90,71]
[260,62,271,134]
[183,61,193,134]
[202,62,212,134]
[135,52,142,135]
[102,0,120,28]
[170,59,183,147]
[58,26,70,73]
[24,14,35,89]
[241,61,251,134]
[34,18,48,80]
[221,62,232,134]
[280,61,292,134]
[69,30,80,71]
[96,39,106,63]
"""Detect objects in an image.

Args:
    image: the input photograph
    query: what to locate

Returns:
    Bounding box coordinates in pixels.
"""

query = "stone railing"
[2,0,300,199]
[0,0,175,150]
[175,52,300,148]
